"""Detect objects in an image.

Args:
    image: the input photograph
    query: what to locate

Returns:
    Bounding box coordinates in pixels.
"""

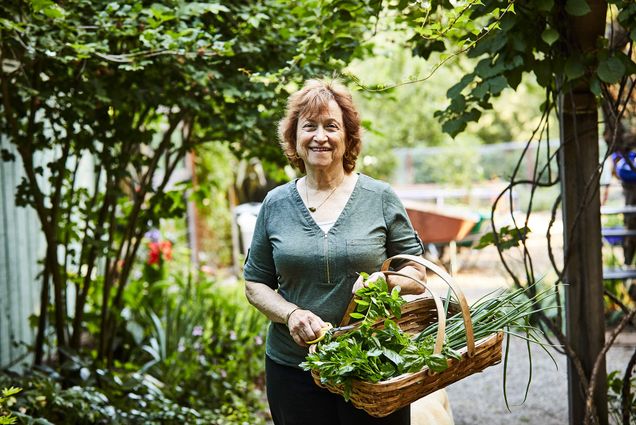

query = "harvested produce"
[301,274,549,400]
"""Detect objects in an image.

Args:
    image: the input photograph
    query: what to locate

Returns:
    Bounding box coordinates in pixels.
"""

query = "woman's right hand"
[286,308,327,347]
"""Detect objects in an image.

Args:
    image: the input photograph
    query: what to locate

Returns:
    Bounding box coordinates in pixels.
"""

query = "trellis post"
[558,1,608,423]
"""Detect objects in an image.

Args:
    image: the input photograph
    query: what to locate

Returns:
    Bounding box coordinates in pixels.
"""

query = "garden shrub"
[127,272,269,419]
[1,273,269,425]
[0,387,21,425]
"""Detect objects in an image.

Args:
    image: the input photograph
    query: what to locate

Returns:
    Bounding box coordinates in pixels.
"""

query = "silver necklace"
[305,176,345,213]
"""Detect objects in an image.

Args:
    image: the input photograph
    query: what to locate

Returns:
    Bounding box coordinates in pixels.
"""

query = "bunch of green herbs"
[302,275,554,404]
[300,274,458,399]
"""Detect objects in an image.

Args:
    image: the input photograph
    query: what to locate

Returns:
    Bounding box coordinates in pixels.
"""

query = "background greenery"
[1,0,635,423]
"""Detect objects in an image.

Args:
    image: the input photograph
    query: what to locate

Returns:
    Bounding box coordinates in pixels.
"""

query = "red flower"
[160,240,173,261]
[146,240,173,265]
[147,242,161,265]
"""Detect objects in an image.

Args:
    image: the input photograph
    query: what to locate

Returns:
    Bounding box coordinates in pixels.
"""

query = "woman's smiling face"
[296,99,346,172]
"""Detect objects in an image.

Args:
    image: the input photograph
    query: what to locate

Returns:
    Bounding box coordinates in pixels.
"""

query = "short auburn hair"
[278,79,362,173]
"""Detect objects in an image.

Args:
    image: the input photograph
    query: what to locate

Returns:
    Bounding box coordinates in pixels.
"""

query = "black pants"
[266,356,411,425]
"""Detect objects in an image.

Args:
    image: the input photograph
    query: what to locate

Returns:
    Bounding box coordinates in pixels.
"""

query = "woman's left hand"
[351,271,385,294]
[351,265,427,296]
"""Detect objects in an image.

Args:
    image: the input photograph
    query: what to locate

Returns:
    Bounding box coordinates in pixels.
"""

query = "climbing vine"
[347,1,636,424]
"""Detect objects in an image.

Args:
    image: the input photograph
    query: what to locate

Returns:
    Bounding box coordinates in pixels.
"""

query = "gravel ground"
[437,211,635,424]
[445,335,635,425]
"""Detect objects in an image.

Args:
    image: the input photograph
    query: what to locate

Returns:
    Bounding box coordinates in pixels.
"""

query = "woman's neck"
[305,168,347,190]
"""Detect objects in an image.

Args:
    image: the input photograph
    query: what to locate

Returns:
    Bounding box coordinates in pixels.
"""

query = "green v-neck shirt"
[244,173,423,368]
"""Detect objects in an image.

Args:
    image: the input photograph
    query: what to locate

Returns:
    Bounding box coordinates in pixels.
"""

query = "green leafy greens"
[300,275,458,400]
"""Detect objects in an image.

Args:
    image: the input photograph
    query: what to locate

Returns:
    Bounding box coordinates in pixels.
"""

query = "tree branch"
[621,346,636,425]
[585,309,636,425]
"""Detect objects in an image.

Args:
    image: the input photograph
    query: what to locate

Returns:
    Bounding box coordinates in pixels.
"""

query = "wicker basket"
[308,254,504,418]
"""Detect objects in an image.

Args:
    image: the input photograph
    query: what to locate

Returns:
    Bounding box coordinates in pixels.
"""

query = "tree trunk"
[33,262,49,366]
[559,1,608,423]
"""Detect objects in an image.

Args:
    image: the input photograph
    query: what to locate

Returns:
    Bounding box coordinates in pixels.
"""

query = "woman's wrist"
[386,274,407,291]
[387,268,426,295]
[285,306,301,326]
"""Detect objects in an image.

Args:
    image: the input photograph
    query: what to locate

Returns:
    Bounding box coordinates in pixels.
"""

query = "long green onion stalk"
[415,285,555,350]
[416,283,557,410]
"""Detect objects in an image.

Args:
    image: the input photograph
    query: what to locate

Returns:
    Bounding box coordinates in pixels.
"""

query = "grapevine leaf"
[590,77,602,96]
[505,69,523,89]
[565,57,585,80]
[597,56,626,83]
[541,28,559,46]
[565,0,591,16]
[442,118,467,138]
[489,76,509,95]
[474,225,531,250]
[534,60,552,86]
[447,74,474,99]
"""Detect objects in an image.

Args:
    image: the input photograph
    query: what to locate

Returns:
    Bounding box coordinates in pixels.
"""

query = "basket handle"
[340,271,447,355]
[381,254,475,357]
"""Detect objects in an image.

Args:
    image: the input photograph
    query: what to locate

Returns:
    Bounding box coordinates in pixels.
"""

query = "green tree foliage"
[0,0,383,364]
[347,28,553,184]
[384,0,636,136]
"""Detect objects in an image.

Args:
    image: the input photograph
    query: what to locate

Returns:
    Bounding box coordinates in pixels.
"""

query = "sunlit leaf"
[31,0,65,18]
[381,348,404,366]
[541,28,559,46]
[475,225,532,250]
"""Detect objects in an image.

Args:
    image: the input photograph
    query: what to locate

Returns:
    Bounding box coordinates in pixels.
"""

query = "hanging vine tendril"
[348,1,636,423]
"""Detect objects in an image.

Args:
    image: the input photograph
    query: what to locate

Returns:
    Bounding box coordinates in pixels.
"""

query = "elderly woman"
[244,79,426,425]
